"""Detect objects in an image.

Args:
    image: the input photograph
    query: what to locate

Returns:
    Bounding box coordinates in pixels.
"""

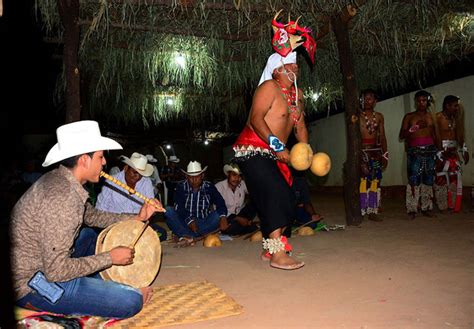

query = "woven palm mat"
[111,281,243,328]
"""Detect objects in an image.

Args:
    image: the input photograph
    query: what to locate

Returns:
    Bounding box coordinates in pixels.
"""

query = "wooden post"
[58,0,81,123]
[331,6,363,226]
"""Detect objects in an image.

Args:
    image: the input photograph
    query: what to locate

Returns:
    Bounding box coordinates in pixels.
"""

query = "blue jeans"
[150,222,168,242]
[165,207,220,238]
[407,145,437,186]
[17,227,143,318]
[294,207,319,229]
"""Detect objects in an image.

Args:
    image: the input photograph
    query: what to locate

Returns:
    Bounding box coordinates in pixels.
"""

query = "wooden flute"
[99,171,165,212]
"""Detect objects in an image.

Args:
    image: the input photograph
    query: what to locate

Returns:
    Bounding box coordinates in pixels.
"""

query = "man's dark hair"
[59,152,95,168]
[442,95,460,109]
[415,90,431,99]
[414,90,433,106]
[360,88,378,100]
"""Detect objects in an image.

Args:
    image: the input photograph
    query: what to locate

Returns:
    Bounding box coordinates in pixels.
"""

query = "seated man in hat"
[165,161,229,239]
[215,163,259,236]
[10,120,163,318]
[96,152,167,241]
[160,155,183,206]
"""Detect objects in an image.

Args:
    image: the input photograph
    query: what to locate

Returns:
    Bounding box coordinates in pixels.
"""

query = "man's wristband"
[268,135,285,152]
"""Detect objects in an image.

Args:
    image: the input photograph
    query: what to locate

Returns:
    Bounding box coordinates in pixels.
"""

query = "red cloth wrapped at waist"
[234,126,292,186]
[409,136,434,147]
[362,138,376,146]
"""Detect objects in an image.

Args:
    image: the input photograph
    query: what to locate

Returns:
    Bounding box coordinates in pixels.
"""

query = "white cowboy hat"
[168,155,180,163]
[182,161,207,176]
[146,154,158,163]
[121,152,154,177]
[42,120,122,167]
[223,164,241,176]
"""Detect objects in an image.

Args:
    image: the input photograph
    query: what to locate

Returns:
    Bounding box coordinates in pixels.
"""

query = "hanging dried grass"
[35,0,473,127]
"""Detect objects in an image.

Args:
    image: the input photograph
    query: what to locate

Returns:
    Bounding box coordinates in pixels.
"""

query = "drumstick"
[129,221,149,248]
[291,218,319,233]
[100,171,165,212]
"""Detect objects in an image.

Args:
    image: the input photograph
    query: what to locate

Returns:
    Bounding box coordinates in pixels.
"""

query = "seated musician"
[215,163,259,236]
[358,89,388,221]
[10,121,161,318]
[285,169,326,236]
[165,161,229,239]
[96,152,167,241]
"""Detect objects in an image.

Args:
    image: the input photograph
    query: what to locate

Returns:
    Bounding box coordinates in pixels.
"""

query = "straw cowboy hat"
[42,120,122,167]
[223,163,241,176]
[168,155,180,163]
[121,152,154,177]
[182,161,207,176]
[146,154,158,163]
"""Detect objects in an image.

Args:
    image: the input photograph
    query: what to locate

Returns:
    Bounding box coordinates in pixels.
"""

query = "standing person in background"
[399,90,438,219]
[160,155,183,206]
[434,95,469,213]
[358,89,388,221]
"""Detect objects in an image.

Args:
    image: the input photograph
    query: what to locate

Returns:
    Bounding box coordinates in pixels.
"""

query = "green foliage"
[36,0,473,127]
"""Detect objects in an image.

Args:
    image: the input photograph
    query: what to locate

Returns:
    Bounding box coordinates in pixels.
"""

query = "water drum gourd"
[298,226,315,236]
[311,152,331,176]
[290,143,313,170]
[249,231,263,242]
[203,234,222,247]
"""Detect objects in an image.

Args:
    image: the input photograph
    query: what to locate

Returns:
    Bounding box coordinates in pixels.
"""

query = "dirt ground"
[153,192,473,329]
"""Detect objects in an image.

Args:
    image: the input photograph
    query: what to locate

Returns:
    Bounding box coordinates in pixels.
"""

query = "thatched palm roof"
[38,0,473,131]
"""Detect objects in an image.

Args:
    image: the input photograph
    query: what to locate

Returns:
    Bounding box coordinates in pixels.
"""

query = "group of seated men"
[98,151,325,241]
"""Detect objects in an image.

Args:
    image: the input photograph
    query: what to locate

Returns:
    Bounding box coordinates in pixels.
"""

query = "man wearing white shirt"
[215,164,258,236]
[96,152,167,240]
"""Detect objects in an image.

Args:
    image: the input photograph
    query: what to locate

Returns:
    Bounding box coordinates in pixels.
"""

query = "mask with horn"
[271,9,317,64]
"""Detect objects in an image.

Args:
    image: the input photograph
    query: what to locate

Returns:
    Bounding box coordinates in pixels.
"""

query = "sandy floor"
[153,193,474,329]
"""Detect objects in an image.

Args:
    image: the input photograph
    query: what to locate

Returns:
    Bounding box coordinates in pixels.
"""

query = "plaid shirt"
[174,180,227,225]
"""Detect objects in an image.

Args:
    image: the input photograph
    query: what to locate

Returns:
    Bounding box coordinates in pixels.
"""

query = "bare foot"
[140,286,153,305]
[270,250,304,270]
[261,251,271,261]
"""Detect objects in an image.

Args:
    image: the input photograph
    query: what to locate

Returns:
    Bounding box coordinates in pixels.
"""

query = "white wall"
[309,75,474,186]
